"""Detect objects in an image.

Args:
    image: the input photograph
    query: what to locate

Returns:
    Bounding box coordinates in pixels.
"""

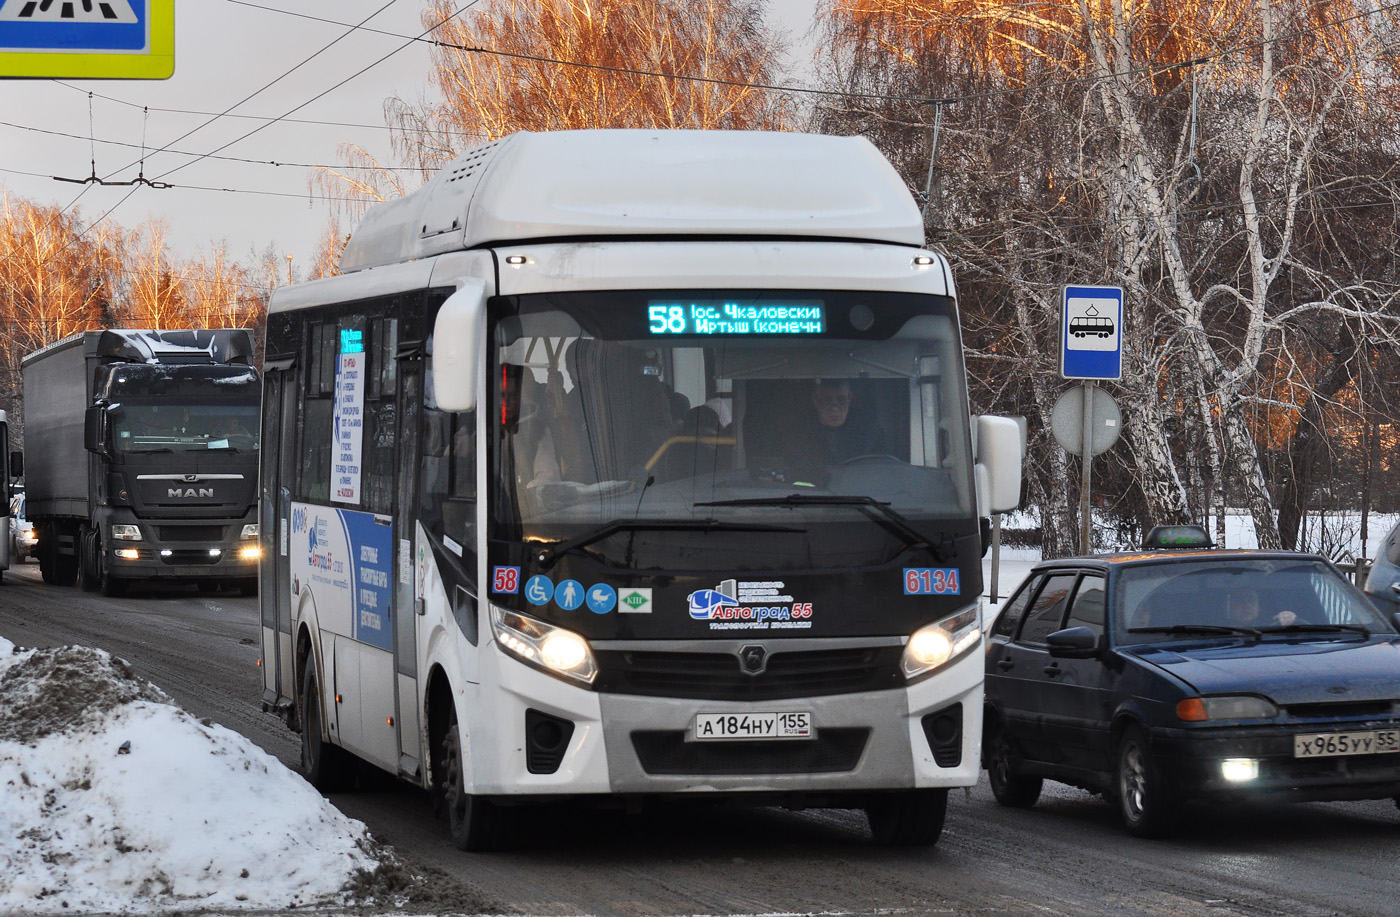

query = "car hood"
[1129,638,1400,704]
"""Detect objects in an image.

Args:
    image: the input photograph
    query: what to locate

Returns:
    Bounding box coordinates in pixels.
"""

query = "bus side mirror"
[975,415,1023,514]
[431,278,486,413]
[84,405,110,456]
[9,451,21,479]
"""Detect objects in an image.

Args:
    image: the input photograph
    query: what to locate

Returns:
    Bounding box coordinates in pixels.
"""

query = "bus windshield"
[488,290,975,571]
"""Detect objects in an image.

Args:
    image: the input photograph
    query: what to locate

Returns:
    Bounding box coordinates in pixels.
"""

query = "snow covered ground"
[0,636,396,915]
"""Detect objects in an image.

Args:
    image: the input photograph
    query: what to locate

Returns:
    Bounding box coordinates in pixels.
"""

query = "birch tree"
[315,0,790,222]
[812,0,1400,552]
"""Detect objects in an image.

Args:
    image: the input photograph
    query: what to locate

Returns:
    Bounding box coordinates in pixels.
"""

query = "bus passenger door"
[393,358,424,778]
[259,370,299,709]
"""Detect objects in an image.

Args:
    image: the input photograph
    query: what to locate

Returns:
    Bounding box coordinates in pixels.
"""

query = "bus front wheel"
[865,788,948,846]
[441,713,510,851]
[299,662,356,792]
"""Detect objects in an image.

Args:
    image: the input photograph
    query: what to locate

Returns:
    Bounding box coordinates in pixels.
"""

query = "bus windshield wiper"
[694,495,947,561]
[534,518,803,570]
[1129,624,1262,640]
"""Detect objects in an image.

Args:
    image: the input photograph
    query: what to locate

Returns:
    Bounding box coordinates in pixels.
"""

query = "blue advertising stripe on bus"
[0,0,148,51]
[340,510,394,651]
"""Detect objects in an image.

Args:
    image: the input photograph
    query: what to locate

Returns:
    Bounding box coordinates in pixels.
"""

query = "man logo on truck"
[168,487,215,498]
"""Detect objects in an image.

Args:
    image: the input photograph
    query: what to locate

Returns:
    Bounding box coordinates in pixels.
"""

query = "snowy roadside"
[0,634,420,916]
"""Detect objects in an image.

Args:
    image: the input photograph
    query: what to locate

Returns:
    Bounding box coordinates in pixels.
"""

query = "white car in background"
[10,493,35,563]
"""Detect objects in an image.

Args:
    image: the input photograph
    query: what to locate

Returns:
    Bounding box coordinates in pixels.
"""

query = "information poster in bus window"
[331,340,365,504]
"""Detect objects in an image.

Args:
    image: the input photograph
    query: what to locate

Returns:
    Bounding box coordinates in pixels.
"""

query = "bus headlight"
[491,606,598,686]
[901,606,980,681]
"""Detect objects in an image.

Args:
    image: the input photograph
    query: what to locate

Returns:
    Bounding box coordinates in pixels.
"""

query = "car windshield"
[487,289,975,571]
[1114,557,1394,644]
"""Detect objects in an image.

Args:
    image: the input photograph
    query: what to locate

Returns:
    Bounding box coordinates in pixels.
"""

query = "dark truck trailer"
[22,329,262,596]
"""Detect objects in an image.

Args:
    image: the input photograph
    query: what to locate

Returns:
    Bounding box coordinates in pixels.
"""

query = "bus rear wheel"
[441,713,510,851]
[865,788,948,846]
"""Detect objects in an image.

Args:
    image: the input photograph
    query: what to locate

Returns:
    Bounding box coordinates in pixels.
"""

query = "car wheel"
[987,727,1043,809]
[441,712,510,851]
[1116,725,1177,838]
[865,788,948,846]
[299,661,356,792]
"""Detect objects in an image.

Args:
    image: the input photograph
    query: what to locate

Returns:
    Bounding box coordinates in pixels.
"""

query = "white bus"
[259,129,1022,850]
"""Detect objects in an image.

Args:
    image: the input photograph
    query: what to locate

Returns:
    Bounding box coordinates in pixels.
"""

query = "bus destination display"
[648,300,824,336]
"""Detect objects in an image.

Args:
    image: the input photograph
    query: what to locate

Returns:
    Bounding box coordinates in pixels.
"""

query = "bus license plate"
[1294,729,1400,758]
[694,712,812,741]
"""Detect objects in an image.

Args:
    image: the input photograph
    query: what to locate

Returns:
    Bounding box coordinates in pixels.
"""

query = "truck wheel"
[865,788,948,846]
[99,554,127,597]
[441,711,511,851]
[53,552,78,587]
[76,527,99,592]
[299,661,356,792]
[38,531,54,584]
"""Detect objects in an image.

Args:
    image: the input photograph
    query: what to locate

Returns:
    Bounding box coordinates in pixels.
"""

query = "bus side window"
[421,407,476,555]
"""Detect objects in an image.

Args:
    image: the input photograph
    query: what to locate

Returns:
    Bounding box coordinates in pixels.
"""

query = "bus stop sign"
[1060,284,1123,380]
[0,0,173,78]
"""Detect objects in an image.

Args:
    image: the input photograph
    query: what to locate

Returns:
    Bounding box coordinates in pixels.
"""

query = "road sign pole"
[1079,381,1095,554]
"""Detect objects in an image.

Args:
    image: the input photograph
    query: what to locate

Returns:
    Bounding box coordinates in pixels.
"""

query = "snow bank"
[0,639,383,914]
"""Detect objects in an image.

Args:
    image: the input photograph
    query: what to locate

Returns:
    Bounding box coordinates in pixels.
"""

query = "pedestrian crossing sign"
[0,0,173,78]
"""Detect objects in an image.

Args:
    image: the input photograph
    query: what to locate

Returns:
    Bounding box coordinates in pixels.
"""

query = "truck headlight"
[240,524,259,540]
[111,524,142,541]
[491,606,597,686]
[901,606,980,681]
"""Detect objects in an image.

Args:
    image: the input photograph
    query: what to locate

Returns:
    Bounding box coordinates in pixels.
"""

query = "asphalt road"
[3,559,1399,917]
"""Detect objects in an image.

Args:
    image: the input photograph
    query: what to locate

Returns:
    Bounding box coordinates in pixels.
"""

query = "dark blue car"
[983,527,1400,837]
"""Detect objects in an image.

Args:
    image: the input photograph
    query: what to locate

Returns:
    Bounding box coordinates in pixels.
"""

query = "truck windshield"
[112,402,260,454]
[486,289,974,572]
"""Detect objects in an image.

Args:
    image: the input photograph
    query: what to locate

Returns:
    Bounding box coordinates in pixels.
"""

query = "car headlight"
[110,524,143,541]
[1176,695,1279,722]
[491,606,597,686]
[240,524,259,540]
[901,605,980,681]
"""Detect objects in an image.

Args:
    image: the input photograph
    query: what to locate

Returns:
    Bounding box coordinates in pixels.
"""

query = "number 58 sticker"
[903,568,961,595]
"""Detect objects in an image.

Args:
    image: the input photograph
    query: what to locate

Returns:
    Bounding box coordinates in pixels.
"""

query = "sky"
[0,0,824,280]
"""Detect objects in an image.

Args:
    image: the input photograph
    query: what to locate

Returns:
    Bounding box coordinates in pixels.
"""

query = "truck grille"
[158,526,225,542]
[631,728,869,775]
[593,646,904,701]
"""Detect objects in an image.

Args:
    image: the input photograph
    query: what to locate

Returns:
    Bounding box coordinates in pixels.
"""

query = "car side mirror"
[1392,611,1400,633]
[1046,625,1101,658]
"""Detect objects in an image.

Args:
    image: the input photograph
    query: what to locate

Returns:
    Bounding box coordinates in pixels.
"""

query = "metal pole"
[1079,381,1095,554]
[990,512,1002,603]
